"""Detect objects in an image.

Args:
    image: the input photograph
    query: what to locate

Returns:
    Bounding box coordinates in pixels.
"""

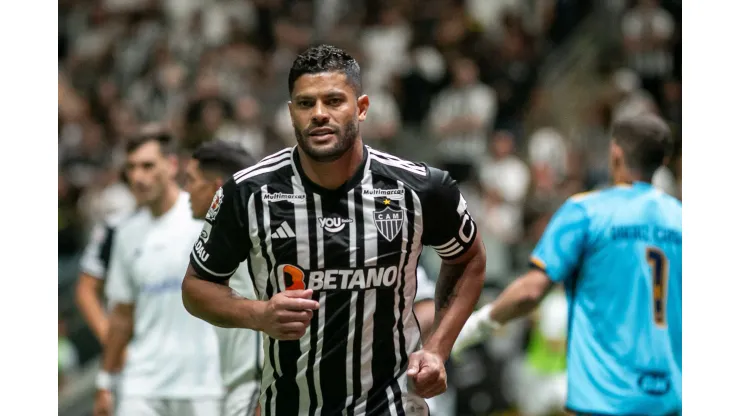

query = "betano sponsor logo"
[276,264,399,292]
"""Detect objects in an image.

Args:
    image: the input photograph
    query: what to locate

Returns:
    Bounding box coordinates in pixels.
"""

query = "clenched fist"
[406,349,447,398]
[257,289,320,340]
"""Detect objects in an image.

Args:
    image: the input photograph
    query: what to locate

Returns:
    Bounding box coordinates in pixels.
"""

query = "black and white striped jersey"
[189,145,479,416]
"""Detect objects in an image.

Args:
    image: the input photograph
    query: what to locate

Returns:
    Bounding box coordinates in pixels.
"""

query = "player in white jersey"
[94,130,222,416]
[184,140,263,416]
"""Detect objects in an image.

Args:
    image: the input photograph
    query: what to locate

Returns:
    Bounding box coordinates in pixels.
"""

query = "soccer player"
[181,44,487,416]
[451,113,682,415]
[183,140,263,416]
[94,131,222,416]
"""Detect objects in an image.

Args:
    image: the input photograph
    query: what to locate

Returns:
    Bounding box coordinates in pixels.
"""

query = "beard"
[294,117,359,163]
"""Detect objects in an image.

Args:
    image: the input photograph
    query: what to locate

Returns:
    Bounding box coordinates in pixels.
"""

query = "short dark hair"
[611,113,673,178]
[125,130,177,156]
[288,44,362,96]
[192,140,256,180]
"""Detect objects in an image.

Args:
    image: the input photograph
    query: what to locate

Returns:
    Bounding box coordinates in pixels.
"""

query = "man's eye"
[328,98,342,106]
[299,101,313,108]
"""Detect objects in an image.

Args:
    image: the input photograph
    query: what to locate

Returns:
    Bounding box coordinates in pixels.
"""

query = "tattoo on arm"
[435,262,466,312]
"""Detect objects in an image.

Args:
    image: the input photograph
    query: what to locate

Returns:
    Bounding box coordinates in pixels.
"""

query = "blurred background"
[58,0,682,414]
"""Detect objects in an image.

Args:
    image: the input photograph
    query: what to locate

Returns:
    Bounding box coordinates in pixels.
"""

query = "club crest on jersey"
[373,207,404,242]
[205,188,223,221]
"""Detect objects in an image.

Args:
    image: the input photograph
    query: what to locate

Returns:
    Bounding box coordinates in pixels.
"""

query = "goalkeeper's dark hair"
[611,113,673,180]
[192,140,256,181]
[288,44,362,96]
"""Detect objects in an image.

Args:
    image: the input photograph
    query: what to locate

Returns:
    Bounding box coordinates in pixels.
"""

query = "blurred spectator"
[611,68,659,121]
[528,126,568,184]
[218,95,268,158]
[361,5,412,91]
[478,131,530,243]
[428,56,496,182]
[622,0,675,105]
[362,83,403,152]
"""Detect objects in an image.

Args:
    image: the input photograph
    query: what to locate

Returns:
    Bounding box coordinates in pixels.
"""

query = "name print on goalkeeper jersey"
[189,146,478,416]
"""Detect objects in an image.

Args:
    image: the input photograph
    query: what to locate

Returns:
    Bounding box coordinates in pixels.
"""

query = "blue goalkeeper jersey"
[530,182,682,415]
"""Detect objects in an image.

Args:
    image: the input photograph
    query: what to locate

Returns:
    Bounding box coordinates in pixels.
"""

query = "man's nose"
[311,103,330,125]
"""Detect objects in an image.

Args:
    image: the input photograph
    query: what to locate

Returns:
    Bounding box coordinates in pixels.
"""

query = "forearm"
[101,305,133,373]
[413,300,435,344]
[489,271,552,325]
[182,272,264,330]
[76,275,108,343]
[425,242,486,360]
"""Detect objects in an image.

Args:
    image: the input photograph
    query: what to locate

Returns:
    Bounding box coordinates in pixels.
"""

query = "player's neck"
[298,139,365,190]
[148,184,180,217]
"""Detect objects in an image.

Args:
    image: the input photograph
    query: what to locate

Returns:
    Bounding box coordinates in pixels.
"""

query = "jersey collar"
[291,145,369,196]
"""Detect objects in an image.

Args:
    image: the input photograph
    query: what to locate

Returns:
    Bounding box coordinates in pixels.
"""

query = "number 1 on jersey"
[646,247,668,327]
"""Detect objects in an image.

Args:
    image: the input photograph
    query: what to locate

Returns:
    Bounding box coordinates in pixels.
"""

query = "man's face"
[183,159,220,219]
[125,141,176,206]
[289,71,369,163]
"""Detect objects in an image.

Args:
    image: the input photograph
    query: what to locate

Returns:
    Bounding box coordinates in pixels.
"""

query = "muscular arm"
[182,265,265,330]
[424,233,486,360]
[101,303,134,374]
[75,273,108,344]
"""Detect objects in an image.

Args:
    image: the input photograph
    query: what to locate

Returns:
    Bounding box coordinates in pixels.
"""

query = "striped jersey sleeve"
[420,168,478,260]
[189,179,252,282]
[79,222,116,279]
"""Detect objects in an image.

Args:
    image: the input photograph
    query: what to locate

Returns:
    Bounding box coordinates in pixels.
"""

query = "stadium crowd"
[58,0,681,414]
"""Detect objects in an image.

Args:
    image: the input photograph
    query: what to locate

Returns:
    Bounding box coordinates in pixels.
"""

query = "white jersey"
[214,263,263,390]
[105,192,222,399]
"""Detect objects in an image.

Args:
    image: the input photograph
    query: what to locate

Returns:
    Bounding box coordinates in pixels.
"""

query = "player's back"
[543,182,682,414]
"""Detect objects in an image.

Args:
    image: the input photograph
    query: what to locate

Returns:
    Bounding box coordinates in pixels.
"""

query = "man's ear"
[357,95,370,122]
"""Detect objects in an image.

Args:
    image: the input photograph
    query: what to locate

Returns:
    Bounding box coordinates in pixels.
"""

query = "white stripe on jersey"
[293,178,312,414]
[236,159,293,184]
[233,148,292,181]
[344,192,358,413]
[313,193,326,414]
[247,194,267,298]
[368,148,427,176]
[354,178,379,415]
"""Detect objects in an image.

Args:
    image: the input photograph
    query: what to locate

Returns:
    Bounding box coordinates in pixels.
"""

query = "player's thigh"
[115,397,168,416]
[223,381,261,416]
[169,398,222,416]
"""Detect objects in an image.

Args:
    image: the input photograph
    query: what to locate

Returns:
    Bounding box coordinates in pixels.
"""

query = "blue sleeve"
[529,199,590,283]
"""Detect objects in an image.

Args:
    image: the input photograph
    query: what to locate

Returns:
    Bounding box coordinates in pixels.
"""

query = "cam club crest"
[205,188,224,221]
[374,207,404,242]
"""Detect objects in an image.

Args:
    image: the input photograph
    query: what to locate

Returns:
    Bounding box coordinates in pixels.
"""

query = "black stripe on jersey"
[305,193,319,416]
[253,195,279,416]
[348,187,366,416]
[268,188,302,416]
[391,184,418,413]
[319,196,351,415]
[367,176,404,416]
[99,225,116,272]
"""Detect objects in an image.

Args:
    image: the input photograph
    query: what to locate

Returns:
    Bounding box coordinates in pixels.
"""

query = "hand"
[93,389,114,416]
[406,349,447,398]
[259,290,320,340]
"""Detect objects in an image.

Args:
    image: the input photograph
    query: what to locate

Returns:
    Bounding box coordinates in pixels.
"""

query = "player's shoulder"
[230,147,296,192]
[366,146,448,191]
[114,207,150,241]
